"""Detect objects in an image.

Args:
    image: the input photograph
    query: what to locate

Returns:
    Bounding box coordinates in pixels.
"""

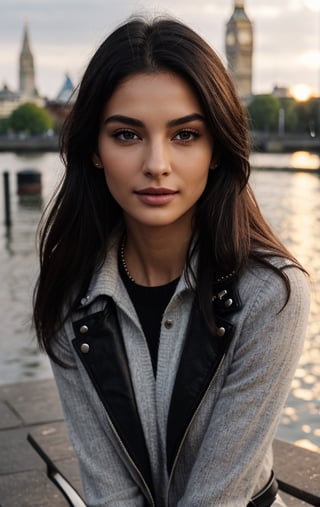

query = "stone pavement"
[0,378,319,507]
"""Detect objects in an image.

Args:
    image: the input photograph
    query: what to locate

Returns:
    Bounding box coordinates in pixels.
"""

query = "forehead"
[103,71,204,117]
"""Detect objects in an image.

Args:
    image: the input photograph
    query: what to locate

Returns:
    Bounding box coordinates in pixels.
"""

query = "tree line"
[247,95,318,136]
[0,102,54,135]
[0,96,318,136]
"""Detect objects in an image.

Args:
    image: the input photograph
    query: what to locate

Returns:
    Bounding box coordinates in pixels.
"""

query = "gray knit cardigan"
[51,238,310,507]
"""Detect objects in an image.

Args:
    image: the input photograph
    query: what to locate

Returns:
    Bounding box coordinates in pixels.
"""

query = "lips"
[135,187,177,195]
[134,187,178,205]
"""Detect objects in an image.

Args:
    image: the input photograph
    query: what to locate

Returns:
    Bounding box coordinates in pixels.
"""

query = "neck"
[123,224,192,287]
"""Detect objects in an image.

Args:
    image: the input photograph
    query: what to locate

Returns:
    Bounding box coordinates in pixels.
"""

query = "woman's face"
[95,71,214,234]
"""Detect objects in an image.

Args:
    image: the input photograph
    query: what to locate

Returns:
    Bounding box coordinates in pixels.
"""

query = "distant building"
[19,23,36,98]
[0,84,21,118]
[18,23,43,107]
[56,74,76,104]
[0,24,54,119]
[225,1,253,101]
[46,74,76,126]
[272,85,291,99]
[0,24,77,121]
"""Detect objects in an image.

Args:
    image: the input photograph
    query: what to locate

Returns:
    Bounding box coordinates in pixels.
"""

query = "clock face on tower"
[225,4,253,98]
[238,29,252,45]
[226,32,236,46]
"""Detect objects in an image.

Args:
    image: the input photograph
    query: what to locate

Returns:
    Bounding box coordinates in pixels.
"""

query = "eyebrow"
[103,113,206,128]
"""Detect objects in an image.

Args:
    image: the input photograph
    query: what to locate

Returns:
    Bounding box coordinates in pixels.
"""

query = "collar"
[74,233,194,313]
[74,232,238,314]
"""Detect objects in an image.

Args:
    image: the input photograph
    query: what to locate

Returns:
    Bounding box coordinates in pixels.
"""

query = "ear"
[92,153,103,168]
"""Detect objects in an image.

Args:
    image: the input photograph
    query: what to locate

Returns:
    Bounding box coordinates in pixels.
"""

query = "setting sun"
[291,84,314,102]
[303,0,320,11]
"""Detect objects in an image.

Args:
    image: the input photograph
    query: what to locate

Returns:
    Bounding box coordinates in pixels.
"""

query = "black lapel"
[72,298,154,498]
[166,277,242,475]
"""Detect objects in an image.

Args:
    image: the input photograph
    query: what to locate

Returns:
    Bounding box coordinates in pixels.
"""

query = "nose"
[143,138,171,177]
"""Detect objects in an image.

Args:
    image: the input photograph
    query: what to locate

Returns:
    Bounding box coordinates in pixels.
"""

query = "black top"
[119,257,179,376]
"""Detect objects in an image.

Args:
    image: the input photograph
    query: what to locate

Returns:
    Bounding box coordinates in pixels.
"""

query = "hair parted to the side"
[33,16,303,363]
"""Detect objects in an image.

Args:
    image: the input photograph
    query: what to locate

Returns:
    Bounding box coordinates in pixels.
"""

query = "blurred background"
[0,0,319,454]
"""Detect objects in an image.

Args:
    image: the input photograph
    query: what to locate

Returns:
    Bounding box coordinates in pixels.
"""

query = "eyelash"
[112,130,140,142]
[174,129,200,143]
[112,128,201,143]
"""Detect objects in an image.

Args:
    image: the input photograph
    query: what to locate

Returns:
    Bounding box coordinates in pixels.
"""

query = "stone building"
[225,1,253,101]
[0,84,21,119]
[0,24,77,120]
[0,23,45,118]
[18,23,43,107]
[19,23,37,99]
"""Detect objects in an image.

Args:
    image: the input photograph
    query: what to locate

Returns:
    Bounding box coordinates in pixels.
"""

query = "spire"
[21,22,32,56]
[19,22,36,97]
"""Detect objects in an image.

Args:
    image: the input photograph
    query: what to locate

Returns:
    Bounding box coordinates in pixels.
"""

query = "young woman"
[33,17,310,507]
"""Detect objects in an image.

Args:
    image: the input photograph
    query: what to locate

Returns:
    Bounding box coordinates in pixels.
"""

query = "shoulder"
[227,257,310,370]
[237,256,310,324]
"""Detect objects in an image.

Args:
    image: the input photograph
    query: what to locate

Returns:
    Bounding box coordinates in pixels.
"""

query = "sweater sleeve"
[177,266,310,507]
[51,324,146,507]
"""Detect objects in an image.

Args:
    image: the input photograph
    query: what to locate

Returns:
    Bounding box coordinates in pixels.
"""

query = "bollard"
[3,171,11,227]
[17,168,42,207]
[17,168,42,196]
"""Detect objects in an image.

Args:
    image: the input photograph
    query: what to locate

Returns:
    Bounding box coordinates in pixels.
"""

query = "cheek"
[103,169,123,193]
[98,146,117,171]
[103,170,126,209]
[187,158,211,196]
[98,142,141,176]
[100,153,132,201]
[184,153,211,182]
[99,149,127,184]
[187,142,212,170]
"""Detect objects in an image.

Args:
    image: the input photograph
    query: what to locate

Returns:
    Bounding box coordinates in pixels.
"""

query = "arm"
[178,266,310,506]
[51,324,146,507]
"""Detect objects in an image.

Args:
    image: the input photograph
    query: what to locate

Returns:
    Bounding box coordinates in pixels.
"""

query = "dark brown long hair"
[33,16,302,362]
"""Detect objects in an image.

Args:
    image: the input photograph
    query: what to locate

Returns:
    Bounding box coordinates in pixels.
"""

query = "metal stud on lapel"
[212,288,229,303]
[80,343,90,353]
[80,295,90,306]
[225,298,233,308]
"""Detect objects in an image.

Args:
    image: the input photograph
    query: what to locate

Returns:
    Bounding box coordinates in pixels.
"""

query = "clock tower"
[225,1,253,100]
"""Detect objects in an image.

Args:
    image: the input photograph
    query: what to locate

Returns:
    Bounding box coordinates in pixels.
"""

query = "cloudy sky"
[1,0,320,99]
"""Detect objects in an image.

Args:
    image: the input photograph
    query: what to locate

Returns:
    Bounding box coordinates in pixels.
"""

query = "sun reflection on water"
[251,168,320,453]
[289,151,320,170]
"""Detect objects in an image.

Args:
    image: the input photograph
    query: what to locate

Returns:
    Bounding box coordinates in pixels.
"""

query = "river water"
[0,150,319,453]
